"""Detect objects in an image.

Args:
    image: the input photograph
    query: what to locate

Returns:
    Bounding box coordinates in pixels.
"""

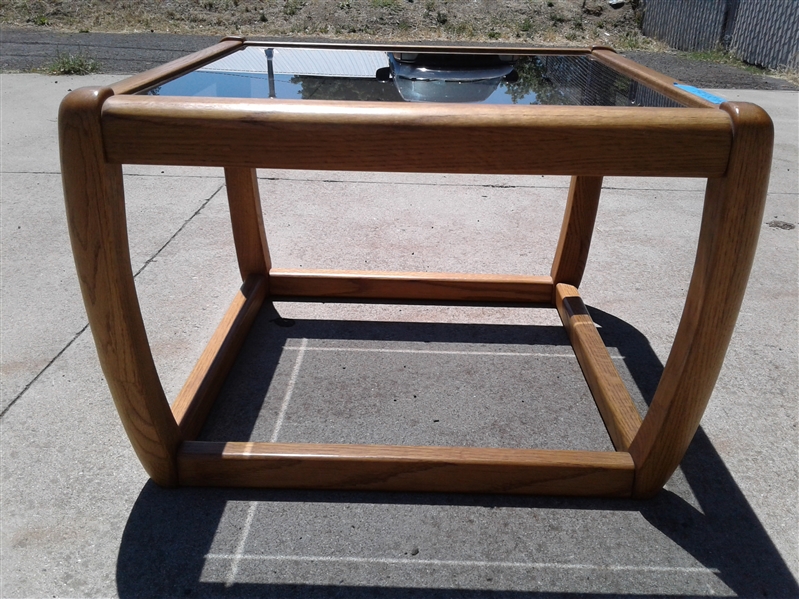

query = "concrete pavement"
[0,65,797,597]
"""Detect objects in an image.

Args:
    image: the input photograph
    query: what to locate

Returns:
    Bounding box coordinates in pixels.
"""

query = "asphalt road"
[1,26,797,90]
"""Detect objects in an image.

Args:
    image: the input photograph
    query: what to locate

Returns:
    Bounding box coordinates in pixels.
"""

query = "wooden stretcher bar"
[178,441,635,497]
[268,269,553,304]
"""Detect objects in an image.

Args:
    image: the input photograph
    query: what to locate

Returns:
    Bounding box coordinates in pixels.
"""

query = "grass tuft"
[48,51,100,75]
[283,0,305,16]
[682,49,762,73]
[681,48,799,84]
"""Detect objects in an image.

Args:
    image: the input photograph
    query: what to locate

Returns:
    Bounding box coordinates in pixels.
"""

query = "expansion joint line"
[0,182,225,420]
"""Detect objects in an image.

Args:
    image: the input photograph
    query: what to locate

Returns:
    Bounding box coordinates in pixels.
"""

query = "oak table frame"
[59,38,773,498]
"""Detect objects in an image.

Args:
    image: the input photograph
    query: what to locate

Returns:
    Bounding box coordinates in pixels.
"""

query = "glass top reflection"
[143,45,682,107]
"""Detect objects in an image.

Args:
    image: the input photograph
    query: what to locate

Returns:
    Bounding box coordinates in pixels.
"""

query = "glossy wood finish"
[60,41,772,498]
[178,441,635,497]
[551,176,603,288]
[269,269,553,304]
[555,284,642,451]
[629,102,773,497]
[100,96,733,177]
[225,167,272,282]
[60,87,180,486]
[171,275,266,440]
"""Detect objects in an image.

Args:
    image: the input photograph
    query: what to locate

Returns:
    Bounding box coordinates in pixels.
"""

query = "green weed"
[449,21,474,37]
[283,0,305,16]
[682,49,757,72]
[617,31,643,50]
[48,51,100,75]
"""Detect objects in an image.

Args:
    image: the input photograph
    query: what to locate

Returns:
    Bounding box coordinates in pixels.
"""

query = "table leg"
[630,102,773,497]
[225,167,272,283]
[60,87,180,486]
[550,175,603,290]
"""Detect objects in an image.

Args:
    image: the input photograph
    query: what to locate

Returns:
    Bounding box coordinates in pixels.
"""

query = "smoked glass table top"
[141,45,684,107]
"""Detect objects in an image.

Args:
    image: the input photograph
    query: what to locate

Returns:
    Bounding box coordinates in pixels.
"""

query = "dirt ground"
[0,0,653,49]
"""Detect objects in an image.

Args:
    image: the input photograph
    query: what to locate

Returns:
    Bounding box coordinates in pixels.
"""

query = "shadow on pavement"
[115,305,798,598]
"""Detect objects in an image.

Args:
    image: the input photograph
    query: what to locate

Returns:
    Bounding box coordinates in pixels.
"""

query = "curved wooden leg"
[60,87,180,486]
[629,102,773,498]
[550,175,603,290]
[225,167,271,282]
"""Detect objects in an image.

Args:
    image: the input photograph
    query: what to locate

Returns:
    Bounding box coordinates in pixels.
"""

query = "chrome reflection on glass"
[388,52,518,103]
[143,46,682,107]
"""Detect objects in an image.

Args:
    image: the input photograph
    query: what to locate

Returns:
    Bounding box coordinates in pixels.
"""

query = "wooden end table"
[59,38,772,498]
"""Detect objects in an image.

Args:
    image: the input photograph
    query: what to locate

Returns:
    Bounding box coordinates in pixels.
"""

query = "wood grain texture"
[225,167,272,281]
[178,441,634,496]
[591,49,717,109]
[555,284,642,451]
[101,96,733,177]
[268,269,553,304]
[629,102,773,497]
[171,275,267,440]
[109,38,243,95]
[59,87,180,486]
[550,175,603,288]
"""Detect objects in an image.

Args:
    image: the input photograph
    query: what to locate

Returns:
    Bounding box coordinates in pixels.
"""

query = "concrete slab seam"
[282,346,621,359]
[225,501,258,588]
[0,322,89,420]
[131,182,224,278]
[0,181,225,420]
[0,170,226,177]
[205,553,721,574]
[271,337,308,443]
[222,338,308,587]
[258,175,572,190]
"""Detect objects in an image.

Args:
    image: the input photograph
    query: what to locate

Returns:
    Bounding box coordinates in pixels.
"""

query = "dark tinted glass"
[142,46,683,107]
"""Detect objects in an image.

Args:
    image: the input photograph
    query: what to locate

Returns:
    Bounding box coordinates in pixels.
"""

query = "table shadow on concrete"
[115,305,798,598]
[197,305,614,450]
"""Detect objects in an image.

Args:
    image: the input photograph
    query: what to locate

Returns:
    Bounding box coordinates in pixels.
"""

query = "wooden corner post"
[551,175,603,289]
[224,167,272,282]
[629,102,773,497]
[60,87,181,486]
